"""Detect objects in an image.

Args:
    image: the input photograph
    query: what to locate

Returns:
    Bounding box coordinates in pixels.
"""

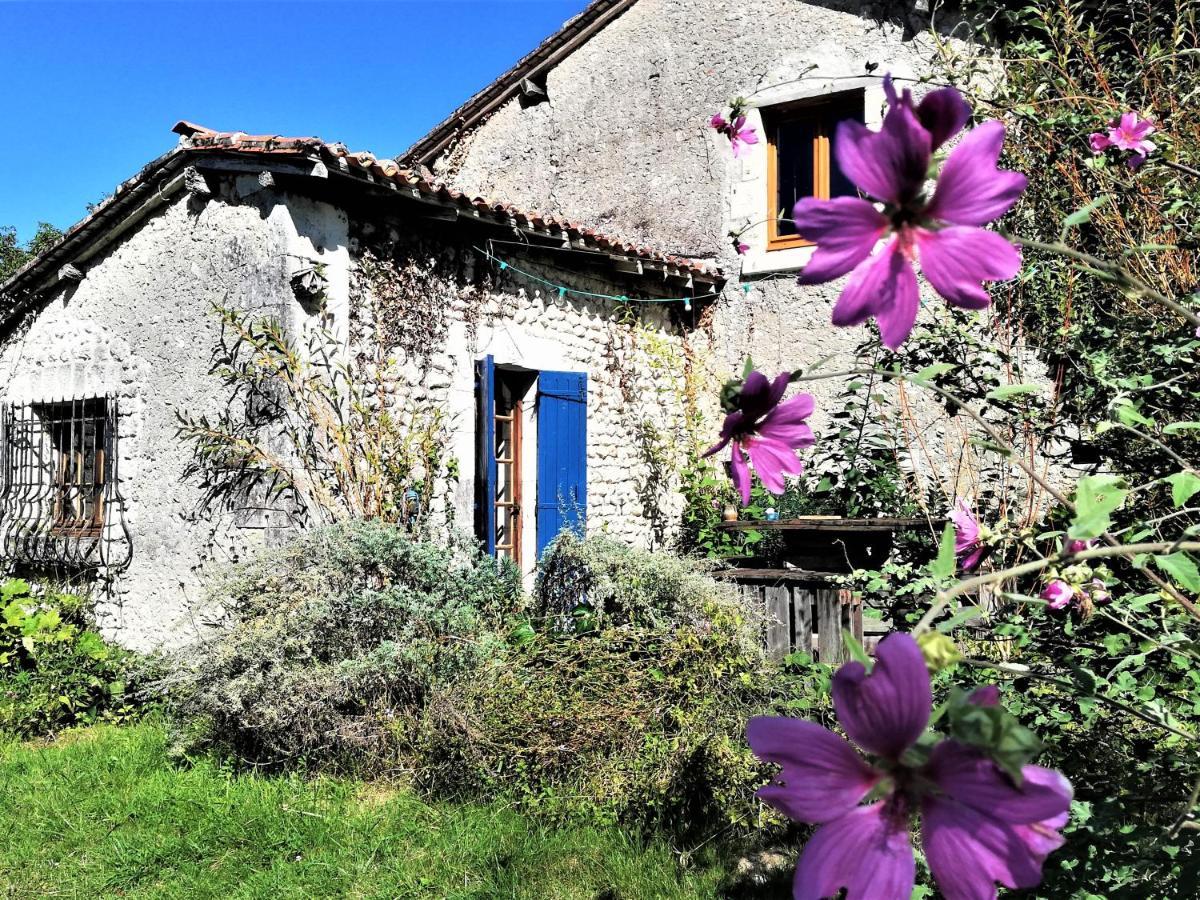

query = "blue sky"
[0,0,589,242]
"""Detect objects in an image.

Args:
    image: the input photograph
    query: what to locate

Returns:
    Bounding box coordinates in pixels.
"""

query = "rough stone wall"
[0,179,697,646]
[0,189,297,651]
[346,225,698,569]
[430,0,993,500]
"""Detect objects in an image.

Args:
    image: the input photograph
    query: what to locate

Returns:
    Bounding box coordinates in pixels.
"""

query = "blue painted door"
[475,355,497,556]
[536,371,587,558]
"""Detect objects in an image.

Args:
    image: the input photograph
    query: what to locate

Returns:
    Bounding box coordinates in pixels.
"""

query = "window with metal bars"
[0,396,130,569]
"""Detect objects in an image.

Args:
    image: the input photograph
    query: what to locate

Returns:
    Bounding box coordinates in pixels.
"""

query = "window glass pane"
[774,117,815,237]
[827,109,862,199]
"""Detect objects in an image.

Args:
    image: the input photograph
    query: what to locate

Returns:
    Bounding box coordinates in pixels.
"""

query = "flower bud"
[1087,578,1112,607]
[918,631,962,672]
[1040,579,1076,613]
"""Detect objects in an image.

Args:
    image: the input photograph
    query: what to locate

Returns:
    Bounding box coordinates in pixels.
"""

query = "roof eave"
[0,146,189,331]
[398,0,638,166]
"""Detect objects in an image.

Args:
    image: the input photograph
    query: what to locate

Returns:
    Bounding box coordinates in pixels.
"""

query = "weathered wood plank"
[715,568,843,581]
[765,583,790,661]
[791,585,813,656]
[844,589,863,647]
[816,588,842,663]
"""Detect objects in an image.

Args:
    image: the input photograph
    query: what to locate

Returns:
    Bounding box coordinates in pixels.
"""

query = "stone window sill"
[740,244,815,276]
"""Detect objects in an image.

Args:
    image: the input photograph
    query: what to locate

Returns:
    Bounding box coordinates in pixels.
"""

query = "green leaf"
[842,629,872,668]
[1163,421,1200,434]
[1112,399,1155,429]
[929,523,958,580]
[1068,475,1128,539]
[912,363,955,384]
[1153,553,1200,592]
[1167,471,1200,508]
[936,605,986,633]
[969,437,1013,457]
[1060,194,1112,240]
[985,383,1041,401]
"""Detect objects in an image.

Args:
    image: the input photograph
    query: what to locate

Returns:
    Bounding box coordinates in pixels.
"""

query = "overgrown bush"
[159,521,522,769]
[534,530,752,634]
[160,526,785,840]
[0,578,135,736]
[416,535,773,836]
[414,620,771,837]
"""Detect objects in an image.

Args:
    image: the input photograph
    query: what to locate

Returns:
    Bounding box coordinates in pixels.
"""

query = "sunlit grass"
[0,723,726,899]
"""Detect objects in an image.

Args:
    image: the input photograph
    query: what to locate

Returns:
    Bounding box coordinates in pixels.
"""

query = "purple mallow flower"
[727,115,759,158]
[1090,112,1157,169]
[951,498,990,571]
[793,77,1026,348]
[968,684,1001,707]
[704,370,815,505]
[748,634,1071,900]
[1041,579,1076,612]
[1065,538,1095,554]
[711,111,760,158]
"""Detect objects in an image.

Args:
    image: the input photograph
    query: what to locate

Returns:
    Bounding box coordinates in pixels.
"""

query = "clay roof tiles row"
[173,121,717,280]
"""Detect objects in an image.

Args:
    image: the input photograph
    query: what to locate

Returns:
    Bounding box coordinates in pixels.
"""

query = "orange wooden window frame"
[765,95,859,252]
[493,394,523,569]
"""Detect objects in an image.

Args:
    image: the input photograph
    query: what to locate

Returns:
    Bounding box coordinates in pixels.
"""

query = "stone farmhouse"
[0,0,953,648]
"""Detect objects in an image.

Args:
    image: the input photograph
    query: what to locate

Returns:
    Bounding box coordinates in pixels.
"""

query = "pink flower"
[727,115,759,158]
[1090,113,1157,169]
[1088,131,1111,153]
[1041,580,1076,612]
[736,241,751,255]
[951,499,990,571]
[1065,538,1095,555]
[748,634,1072,900]
[711,111,759,158]
[704,370,815,505]
[793,77,1026,348]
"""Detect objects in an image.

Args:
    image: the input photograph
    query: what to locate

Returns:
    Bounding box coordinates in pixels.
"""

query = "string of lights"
[473,244,734,310]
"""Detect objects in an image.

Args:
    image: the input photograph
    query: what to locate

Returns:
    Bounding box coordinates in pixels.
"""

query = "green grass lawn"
[0,723,726,899]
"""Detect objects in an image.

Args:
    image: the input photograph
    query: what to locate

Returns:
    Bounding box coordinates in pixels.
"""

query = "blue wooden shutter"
[475,356,497,556]
[536,370,587,558]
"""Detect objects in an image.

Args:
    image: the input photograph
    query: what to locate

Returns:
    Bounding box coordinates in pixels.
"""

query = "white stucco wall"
[0,187,300,649]
[0,176,697,647]
[428,0,1032,510]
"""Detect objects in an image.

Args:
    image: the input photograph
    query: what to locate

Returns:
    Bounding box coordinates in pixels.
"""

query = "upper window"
[764,92,865,251]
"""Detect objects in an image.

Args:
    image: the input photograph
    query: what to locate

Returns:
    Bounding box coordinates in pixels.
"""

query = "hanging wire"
[473,245,720,306]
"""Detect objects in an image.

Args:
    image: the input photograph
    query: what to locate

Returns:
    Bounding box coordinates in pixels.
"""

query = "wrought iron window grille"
[0,395,132,571]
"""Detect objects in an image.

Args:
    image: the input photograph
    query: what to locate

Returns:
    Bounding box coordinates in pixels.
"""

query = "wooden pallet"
[719,569,890,664]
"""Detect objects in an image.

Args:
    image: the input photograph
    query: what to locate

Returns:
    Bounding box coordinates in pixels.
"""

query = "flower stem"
[1160,158,1200,180]
[959,657,1197,742]
[1008,236,1200,328]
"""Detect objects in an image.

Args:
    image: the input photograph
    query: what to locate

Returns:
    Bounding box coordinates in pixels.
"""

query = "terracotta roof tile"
[172,121,716,280]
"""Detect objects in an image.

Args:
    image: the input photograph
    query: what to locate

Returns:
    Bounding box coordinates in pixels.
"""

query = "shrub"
[0,578,135,736]
[159,520,522,769]
[162,525,789,839]
[534,530,752,636]
[417,534,774,836]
